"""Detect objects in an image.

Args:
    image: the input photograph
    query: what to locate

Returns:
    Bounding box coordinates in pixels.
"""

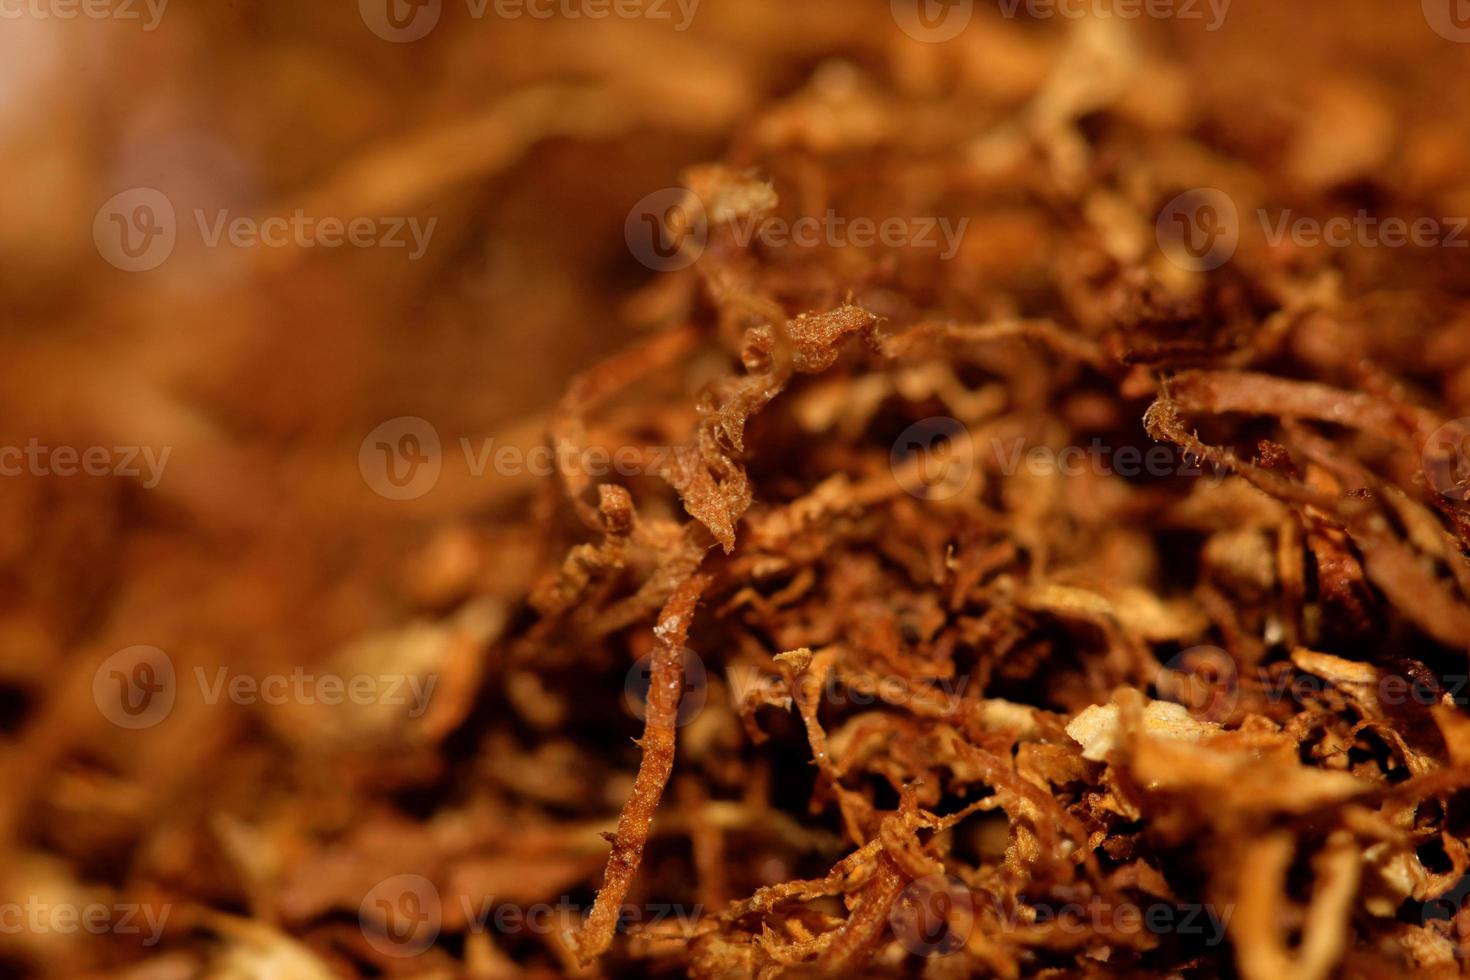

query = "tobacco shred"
[10,4,1470,979]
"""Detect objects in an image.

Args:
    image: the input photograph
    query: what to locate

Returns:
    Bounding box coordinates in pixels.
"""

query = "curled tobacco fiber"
[542,18,1470,978]
[10,4,1470,980]
[545,227,1470,972]
[536,283,1470,975]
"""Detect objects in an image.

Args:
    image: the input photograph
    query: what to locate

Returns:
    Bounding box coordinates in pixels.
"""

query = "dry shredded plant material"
[7,2,1470,979]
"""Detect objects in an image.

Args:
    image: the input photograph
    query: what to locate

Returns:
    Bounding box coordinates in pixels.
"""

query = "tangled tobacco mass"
[7,3,1470,979]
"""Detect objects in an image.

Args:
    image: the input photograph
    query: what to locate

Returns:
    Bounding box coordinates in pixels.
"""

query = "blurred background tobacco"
[3,1,1470,977]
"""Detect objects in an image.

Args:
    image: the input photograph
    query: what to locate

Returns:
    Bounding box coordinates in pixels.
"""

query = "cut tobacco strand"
[574,574,711,964]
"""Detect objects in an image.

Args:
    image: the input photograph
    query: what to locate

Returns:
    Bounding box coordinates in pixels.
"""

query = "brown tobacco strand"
[815,853,907,973]
[575,573,711,963]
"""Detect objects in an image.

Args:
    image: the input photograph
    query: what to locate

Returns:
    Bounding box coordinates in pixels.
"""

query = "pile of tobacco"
[5,3,1470,979]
